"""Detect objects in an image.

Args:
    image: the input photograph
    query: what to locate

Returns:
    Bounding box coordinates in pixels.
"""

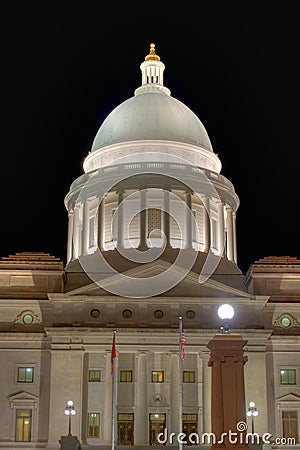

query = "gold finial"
[145,43,160,61]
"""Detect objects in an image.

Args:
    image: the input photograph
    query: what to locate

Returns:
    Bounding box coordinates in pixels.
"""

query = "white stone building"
[0,44,299,449]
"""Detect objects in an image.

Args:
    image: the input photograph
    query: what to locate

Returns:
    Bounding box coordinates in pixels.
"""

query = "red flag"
[111,331,116,375]
[180,329,186,360]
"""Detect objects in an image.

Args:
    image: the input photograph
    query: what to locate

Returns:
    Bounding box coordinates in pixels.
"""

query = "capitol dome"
[83,43,221,174]
[91,90,213,152]
[91,43,213,154]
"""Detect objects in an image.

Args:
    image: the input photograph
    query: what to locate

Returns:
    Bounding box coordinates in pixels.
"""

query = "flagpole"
[111,330,116,450]
[179,317,183,450]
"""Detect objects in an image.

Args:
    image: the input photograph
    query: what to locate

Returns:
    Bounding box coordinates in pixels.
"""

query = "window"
[148,208,161,238]
[183,371,195,383]
[152,370,164,383]
[192,210,198,242]
[17,367,34,383]
[183,414,198,446]
[16,409,32,442]
[23,314,33,325]
[282,411,298,441]
[117,413,134,445]
[112,209,117,241]
[212,219,217,249]
[280,369,296,385]
[88,413,100,438]
[89,370,101,382]
[281,316,291,327]
[120,370,132,382]
[149,413,166,446]
[89,217,95,248]
[154,309,164,319]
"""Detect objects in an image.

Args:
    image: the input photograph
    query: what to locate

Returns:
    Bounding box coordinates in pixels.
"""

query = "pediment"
[276,393,300,402]
[8,390,39,401]
[64,258,250,299]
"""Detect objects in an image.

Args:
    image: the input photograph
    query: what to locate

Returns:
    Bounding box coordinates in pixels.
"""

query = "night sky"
[1,3,299,275]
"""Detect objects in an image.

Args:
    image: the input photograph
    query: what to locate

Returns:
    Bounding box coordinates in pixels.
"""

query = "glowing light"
[217,304,234,320]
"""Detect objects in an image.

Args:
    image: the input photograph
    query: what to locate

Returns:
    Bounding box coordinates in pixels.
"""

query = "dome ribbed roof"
[91,89,213,153]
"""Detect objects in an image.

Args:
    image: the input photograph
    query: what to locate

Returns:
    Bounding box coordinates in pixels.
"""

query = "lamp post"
[217,303,235,333]
[247,401,258,434]
[64,400,76,436]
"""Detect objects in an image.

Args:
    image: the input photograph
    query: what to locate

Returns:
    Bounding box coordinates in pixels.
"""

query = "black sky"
[1,3,299,274]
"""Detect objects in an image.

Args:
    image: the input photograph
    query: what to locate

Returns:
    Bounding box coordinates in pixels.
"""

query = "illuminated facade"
[0,44,299,449]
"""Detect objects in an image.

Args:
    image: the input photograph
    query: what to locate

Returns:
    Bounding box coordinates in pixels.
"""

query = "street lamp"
[64,400,76,435]
[247,401,258,434]
[217,304,235,334]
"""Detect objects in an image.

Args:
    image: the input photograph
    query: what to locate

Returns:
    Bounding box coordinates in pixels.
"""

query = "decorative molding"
[13,310,41,326]
[273,313,300,328]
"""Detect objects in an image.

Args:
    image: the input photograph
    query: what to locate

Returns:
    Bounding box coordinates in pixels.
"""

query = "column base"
[137,244,149,251]
[59,435,81,450]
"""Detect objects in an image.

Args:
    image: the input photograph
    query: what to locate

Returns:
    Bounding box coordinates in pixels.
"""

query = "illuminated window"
[16,409,32,442]
[183,371,195,383]
[149,413,166,446]
[148,208,161,238]
[17,367,34,383]
[89,370,101,382]
[88,413,100,438]
[280,369,296,385]
[120,370,132,382]
[151,370,164,383]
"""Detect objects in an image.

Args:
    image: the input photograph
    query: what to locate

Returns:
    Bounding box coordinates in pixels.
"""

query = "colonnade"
[67,188,237,265]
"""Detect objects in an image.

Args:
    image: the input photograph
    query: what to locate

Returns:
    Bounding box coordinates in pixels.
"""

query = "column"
[47,348,84,447]
[139,189,148,249]
[117,191,124,249]
[203,197,211,252]
[185,191,193,249]
[217,202,225,257]
[163,189,171,247]
[233,212,237,264]
[207,334,250,449]
[170,353,180,434]
[82,201,89,255]
[226,206,234,262]
[135,352,148,444]
[209,358,224,441]
[67,210,74,263]
[73,207,80,258]
[97,195,105,251]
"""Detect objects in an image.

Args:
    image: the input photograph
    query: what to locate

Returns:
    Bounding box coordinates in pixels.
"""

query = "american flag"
[111,331,116,375]
[180,329,187,360]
